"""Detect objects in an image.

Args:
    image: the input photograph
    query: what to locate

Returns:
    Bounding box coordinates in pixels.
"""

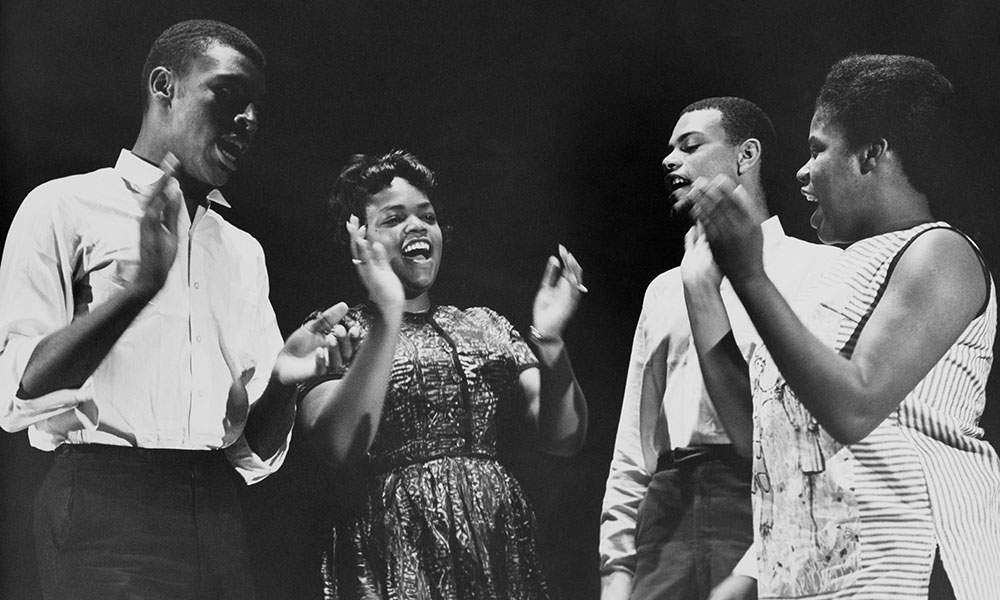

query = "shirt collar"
[761,214,784,251]
[114,150,232,208]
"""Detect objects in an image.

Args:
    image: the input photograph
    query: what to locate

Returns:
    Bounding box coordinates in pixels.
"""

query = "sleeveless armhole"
[844,225,993,352]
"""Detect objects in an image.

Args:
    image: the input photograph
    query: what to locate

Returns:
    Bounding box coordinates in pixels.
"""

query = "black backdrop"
[3,1,1000,598]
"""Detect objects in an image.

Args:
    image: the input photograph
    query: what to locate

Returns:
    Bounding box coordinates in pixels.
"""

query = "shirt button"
[196,335,202,343]
[193,282,200,289]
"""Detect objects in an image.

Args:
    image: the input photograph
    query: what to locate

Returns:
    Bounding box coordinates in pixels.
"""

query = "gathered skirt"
[322,455,549,600]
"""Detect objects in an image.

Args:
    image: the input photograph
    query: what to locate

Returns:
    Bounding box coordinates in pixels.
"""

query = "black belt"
[656,444,747,472]
[55,443,224,466]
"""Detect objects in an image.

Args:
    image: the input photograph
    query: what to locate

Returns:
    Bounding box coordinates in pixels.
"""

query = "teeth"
[668,176,691,191]
[403,240,430,253]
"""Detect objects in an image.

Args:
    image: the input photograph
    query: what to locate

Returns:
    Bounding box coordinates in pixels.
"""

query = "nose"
[662,150,680,173]
[796,160,810,184]
[404,214,427,232]
[235,102,260,135]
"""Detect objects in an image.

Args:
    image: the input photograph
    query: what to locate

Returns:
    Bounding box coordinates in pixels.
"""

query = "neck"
[403,292,431,313]
[865,184,934,238]
[132,134,210,221]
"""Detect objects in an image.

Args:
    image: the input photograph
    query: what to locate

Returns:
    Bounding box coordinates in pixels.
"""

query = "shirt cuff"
[2,377,98,434]
[224,428,292,485]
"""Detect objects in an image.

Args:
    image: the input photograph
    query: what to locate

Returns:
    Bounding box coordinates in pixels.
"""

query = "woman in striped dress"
[685,54,1000,599]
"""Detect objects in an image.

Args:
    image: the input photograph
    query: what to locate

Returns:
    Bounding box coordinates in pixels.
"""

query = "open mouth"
[217,137,248,170]
[664,174,692,195]
[402,239,433,261]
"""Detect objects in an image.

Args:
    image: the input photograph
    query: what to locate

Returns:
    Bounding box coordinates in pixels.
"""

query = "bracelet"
[528,325,563,346]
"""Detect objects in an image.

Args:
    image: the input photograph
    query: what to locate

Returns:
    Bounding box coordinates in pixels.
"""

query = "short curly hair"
[815,53,955,201]
[680,96,777,193]
[141,19,265,110]
[327,150,444,245]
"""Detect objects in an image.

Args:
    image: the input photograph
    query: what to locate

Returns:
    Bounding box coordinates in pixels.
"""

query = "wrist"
[528,325,563,347]
[728,265,768,293]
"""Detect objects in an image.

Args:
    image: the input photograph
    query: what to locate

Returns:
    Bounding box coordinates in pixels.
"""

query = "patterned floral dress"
[315,304,550,600]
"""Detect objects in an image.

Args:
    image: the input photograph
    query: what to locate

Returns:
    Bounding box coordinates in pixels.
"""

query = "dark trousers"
[631,446,753,600]
[34,444,256,600]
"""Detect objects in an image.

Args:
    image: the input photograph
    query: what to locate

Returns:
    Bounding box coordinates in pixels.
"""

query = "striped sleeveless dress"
[749,222,1000,599]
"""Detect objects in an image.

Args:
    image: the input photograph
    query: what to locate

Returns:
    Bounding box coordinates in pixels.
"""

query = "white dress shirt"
[0,150,288,483]
[599,216,842,577]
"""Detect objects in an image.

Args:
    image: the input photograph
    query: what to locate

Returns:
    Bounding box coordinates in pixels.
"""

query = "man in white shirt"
[599,97,841,599]
[0,19,349,600]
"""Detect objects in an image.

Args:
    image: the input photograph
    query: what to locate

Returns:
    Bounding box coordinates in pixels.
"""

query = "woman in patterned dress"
[297,151,589,600]
[683,55,1000,599]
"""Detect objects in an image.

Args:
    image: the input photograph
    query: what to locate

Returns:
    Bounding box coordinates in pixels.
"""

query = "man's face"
[661,109,739,209]
[363,177,443,300]
[165,43,265,188]
[796,112,866,244]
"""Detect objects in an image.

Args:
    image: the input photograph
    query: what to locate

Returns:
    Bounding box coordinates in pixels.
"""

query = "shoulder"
[463,305,510,324]
[18,168,118,214]
[12,168,119,234]
[889,226,987,319]
[642,268,682,306]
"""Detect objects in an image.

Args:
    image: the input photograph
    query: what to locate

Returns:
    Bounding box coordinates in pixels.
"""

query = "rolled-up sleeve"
[600,289,660,576]
[0,183,88,433]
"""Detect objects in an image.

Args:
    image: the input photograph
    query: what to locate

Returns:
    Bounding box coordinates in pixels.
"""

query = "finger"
[369,240,389,266]
[304,301,350,334]
[562,246,585,284]
[327,323,352,364]
[325,336,345,371]
[314,346,329,375]
[540,255,560,288]
[347,326,362,355]
[320,302,349,326]
[559,246,587,293]
[346,215,364,263]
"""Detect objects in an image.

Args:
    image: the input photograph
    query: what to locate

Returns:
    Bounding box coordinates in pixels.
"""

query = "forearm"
[299,311,402,465]
[684,281,753,456]
[19,284,156,398]
[243,376,297,461]
[534,339,588,456]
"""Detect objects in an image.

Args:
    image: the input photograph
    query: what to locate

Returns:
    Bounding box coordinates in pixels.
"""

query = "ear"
[147,66,174,107]
[735,138,762,176]
[859,138,888,174]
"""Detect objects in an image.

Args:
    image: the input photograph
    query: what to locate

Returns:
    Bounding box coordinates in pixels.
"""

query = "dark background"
[3,1,999,598]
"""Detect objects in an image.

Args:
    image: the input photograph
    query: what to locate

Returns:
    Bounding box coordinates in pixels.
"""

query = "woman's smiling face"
[364,177,443,299]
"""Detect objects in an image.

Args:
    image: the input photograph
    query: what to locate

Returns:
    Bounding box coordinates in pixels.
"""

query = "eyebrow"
[209,73,267,97]
[376,201,434,214]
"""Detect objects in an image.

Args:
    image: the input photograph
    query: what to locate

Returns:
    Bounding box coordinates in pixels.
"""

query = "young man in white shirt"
[0,19,349,600]
[599,97,841,600]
